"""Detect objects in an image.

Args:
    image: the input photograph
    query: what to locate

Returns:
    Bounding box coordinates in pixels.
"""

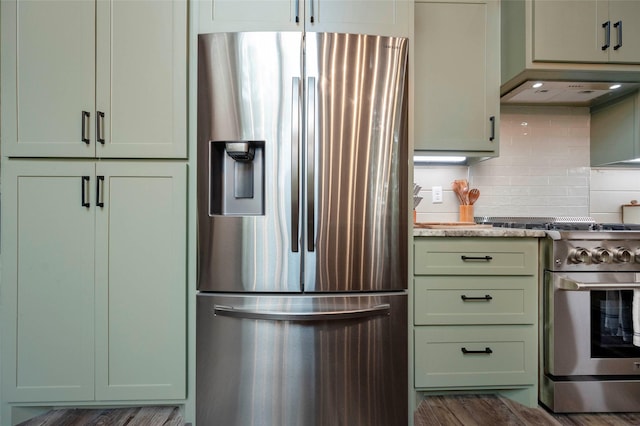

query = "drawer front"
[414,276,536,325]
[414,238,538,276]
[414,325,536,388]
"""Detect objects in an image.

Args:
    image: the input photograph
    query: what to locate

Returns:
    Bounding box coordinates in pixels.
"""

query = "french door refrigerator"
[196,32,409,426]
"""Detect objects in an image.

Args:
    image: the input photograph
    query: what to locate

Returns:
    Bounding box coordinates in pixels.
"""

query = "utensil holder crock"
[459,205,474,223]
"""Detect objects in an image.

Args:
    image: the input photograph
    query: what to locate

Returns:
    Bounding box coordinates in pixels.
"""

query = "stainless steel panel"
[197,33,302,292]
[196,293,408,426]
[541,374,640,413]
[545,271,640,376]
[304,33,409,292]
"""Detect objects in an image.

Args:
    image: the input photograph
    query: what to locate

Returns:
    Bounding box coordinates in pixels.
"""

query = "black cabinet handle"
[96,176,105,208]
[81,176,90,208]
[614,20,622,50]
[489,116,495,141]
[97,111,105,144]
[461,347,493,355]
[461,255,493,262]
[461,294,493,301]
[309,0,314,23]
[602,20,611,50]
[81,111,90,144]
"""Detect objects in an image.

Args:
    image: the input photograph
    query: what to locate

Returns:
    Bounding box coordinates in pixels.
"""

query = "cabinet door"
[197,0,409,36]
[1,161,96,402]
[0,0,96,157]
[532,0,609,63]
[308,0,410,37]
[94,162,187,400]
[197,0,301,33]
[96,0,187,158]
[414,0,499,154]
[608,0,640,63]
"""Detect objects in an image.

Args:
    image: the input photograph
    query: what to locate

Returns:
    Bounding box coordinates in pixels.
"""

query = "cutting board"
[414,222,493,229]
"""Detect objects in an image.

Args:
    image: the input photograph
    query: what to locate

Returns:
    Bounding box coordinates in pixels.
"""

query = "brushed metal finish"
[196,293,408,426]
[197,32,409,293]
[197,32,303,292]
[541,374,640,413]
[304,33,409,292]
[545,271,640,377]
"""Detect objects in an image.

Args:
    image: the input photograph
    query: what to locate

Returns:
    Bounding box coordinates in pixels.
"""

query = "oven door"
[546,271,640,376]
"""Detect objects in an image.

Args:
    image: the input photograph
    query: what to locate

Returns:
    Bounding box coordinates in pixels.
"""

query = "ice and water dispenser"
[208,140,265,216]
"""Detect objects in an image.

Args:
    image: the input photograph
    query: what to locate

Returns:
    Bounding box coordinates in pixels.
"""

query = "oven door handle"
[558,275,640,291]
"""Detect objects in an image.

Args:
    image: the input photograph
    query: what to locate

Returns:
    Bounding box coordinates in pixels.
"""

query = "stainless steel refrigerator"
[196,32,408,426]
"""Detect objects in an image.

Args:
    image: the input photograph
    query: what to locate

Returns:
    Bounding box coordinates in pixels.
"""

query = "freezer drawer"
[196,292,408,426]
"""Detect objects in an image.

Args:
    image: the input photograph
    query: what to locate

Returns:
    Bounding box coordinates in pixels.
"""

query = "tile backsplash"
[414,105,640,223]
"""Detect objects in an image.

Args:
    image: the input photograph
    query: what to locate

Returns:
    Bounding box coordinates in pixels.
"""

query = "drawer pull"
[461,294,493,301]
[461,255,493,262]
[461,347,493,355]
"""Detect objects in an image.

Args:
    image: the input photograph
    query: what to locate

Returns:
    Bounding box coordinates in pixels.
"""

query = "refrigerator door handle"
[292,77,301,252]
[306,77,316,252]
[213,303,390,321]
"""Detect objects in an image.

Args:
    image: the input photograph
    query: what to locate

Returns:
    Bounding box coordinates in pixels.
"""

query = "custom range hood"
[501,79,640,107]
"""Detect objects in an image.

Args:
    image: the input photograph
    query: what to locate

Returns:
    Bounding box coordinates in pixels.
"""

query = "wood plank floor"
[16,406,183,426]
[415,395,640,426]
[16,397,640,425]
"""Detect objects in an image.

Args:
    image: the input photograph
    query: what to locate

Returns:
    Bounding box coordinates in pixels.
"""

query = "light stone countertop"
[413,227,547,238]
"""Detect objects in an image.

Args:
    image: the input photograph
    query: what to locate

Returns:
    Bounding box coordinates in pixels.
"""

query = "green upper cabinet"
[591,90,640,166]
[196,0,410,36]
[413,0,499,156]
[532,0,640,64]
[0,0,187,158]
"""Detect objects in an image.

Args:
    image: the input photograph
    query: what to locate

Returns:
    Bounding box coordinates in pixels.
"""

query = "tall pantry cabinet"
[0,0,187,422]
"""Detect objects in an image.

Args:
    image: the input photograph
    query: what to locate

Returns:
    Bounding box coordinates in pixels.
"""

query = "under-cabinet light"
[532,82,543,88]
[609,84,622,90]
[414,155,467,164]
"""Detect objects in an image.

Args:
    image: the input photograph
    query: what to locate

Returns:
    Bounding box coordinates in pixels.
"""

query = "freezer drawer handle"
[461,294,492,301]
[213,303,390,321]
[557,275,640,291]
[461,347,493,355]
[461,255,493,262]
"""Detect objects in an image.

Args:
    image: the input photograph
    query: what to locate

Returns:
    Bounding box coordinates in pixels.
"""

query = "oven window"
[592,290,640,358]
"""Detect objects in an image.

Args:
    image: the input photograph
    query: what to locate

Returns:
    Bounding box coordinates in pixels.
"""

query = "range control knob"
[613,247,633,263]
[591,247,613,264]
[568,247,591,264]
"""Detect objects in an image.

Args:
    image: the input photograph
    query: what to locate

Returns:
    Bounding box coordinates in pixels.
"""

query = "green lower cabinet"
[414,325,537,388]
[412,237,540,410]
[1,160,186,406]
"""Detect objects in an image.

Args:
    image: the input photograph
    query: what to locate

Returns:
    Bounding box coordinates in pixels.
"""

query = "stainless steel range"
[478,217,640,413]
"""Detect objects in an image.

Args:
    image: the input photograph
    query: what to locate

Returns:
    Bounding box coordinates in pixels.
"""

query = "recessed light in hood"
[501,81,640,107]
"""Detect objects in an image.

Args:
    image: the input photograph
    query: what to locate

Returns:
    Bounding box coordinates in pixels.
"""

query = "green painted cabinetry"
[532,0,640,64]
[1,161,187,404]
[413,0,499,156]
[0,0,186,158]
[412,237,538,408]
[591,90,640,166]
[197,0,410,37]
